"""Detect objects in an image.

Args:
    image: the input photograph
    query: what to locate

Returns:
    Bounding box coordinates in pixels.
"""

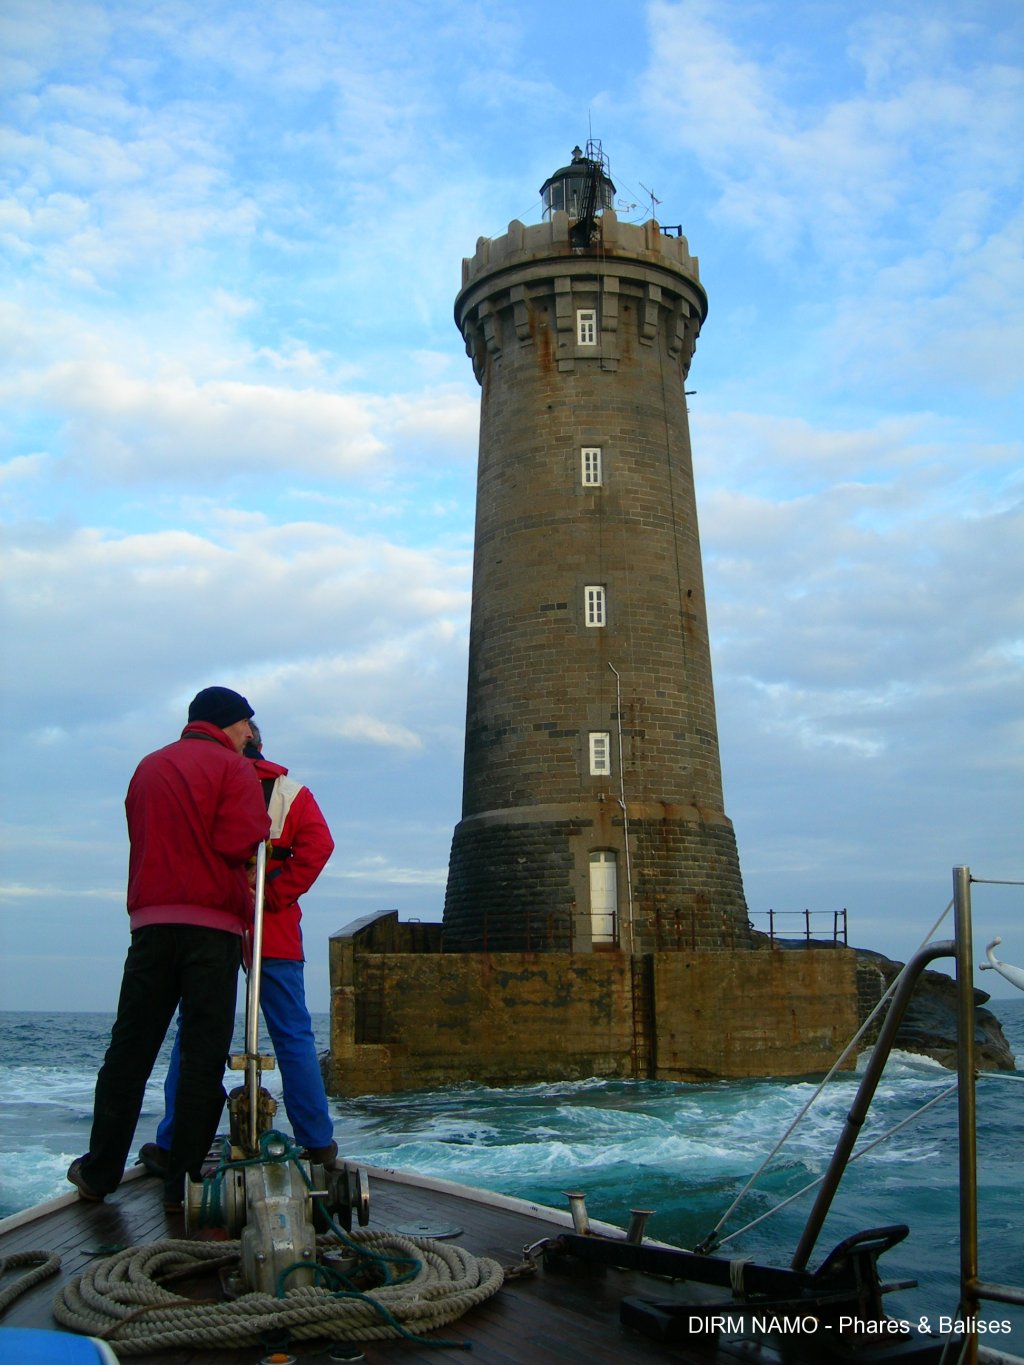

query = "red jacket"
[126,722,270,935]
[253,756,334,961]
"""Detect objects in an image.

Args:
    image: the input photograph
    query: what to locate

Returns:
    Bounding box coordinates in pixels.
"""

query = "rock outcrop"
[855,947,1015,1072]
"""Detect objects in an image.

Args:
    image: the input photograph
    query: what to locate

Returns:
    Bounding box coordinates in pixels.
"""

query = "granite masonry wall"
[326,913,859,1096]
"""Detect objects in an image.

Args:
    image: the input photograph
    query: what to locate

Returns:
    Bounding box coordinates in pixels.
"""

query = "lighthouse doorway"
[589,850,618,947]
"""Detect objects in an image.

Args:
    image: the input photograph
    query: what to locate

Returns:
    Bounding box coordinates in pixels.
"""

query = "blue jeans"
[81,924,240,1194]
[157,957,333,1151]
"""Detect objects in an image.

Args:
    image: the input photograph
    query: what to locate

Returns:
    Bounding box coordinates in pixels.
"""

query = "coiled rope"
[53,1229,504,1354]
[53,1132,504,1353]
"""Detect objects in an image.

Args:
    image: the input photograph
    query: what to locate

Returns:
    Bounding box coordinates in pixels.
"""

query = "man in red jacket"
[68,686,270,1209]
[142,722,338,1169]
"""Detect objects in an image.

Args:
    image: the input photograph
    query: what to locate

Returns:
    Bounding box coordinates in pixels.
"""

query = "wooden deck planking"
[0,1166,693,1362]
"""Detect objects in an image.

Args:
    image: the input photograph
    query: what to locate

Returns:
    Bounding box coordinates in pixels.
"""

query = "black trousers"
[80,924,241,1194]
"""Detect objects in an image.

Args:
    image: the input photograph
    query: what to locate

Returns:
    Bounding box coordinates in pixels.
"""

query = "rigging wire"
[714,1081,960,1248]
[715,1066,1024,1252]
[696,897,955,1253]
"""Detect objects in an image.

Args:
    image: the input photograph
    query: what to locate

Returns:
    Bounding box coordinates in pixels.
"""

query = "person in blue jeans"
[139,723,337,1172]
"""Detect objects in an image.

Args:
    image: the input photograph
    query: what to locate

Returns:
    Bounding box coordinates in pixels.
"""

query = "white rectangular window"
[577,308,597,345]
[581,446,602,486]
[584,584,606,627]
[589,732,611,776]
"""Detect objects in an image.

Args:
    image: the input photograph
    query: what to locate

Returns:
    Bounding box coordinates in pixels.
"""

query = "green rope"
[225,1132,467,1346]
[197,1131,423,1296]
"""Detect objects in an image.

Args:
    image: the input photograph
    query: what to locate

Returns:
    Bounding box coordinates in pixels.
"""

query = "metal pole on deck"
[952,865,979,1365]
[246,840,268,1155]
[790,935,953,1271]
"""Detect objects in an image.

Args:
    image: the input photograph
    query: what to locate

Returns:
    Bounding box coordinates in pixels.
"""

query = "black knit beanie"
[187,686,255,730]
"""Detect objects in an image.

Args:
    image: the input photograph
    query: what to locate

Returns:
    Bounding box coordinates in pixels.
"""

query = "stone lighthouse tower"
[444,143,751,956]
[327,144,858,1096]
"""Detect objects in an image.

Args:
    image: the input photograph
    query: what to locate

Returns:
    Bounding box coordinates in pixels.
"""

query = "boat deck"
[0,1164,708,1362]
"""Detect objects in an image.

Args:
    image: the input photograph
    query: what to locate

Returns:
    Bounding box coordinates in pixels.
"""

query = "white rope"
[53,1230,505,1355]
[729,1257,751,1294]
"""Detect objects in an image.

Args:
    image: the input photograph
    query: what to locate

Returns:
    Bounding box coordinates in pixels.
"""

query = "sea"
[2,1004,1023,1347]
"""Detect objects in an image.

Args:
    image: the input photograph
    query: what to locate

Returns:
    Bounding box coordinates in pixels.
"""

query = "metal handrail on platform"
[753,907,849,945]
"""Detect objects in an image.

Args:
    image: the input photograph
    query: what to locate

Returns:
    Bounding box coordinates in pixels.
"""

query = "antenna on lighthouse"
[639,182,661,220]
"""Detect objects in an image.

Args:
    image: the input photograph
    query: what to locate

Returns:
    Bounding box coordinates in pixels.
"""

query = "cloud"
[0,452,49,484]
[2,515,470,724]
[331,855,448,886]
[44,363,387,480]
[670,385,1024,945]
[698,410,1024,684]
[2,0,1023,1012]
[1,297,480,492]
[332,715,425,750]
[823,209,1024,400]
[644,1,1024,264]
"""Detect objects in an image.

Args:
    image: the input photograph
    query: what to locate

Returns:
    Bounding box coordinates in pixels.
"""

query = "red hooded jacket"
[252,756,335,961]
[126,721,270,935]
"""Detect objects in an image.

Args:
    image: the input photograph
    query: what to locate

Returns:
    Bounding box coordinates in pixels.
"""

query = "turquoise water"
[2,1004,1023,1342]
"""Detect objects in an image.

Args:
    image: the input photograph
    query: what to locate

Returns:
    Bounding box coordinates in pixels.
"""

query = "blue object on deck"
[0,1327,119,1363]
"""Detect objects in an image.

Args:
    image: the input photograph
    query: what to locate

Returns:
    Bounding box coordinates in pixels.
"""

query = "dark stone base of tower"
[444,806,751,953]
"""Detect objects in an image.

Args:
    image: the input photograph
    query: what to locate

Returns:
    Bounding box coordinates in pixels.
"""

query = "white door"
[589,850,618,945]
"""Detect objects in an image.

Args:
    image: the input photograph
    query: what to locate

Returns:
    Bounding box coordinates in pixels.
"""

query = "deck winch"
[183,842,370,1294]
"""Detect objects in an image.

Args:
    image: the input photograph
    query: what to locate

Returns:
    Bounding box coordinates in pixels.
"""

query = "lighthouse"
[327,145,860,1095]
[443,143,751,956]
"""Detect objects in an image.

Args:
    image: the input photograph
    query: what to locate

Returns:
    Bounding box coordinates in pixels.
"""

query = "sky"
[2,0,1023,1014]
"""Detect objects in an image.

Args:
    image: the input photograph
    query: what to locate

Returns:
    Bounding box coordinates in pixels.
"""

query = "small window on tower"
[577,309,597,345]
[581,447,603,486]
[584,584,606,627]
[589,732,611,776]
